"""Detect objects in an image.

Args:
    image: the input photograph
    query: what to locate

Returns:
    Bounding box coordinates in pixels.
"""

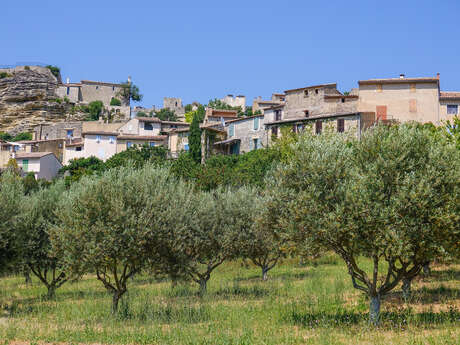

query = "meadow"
[0,255,458,345]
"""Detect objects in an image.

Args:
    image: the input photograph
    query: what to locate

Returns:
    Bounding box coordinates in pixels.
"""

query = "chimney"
[400,74,405,79]
[66,77,70,84]
[437,73,440,79]
[127,76,132,84]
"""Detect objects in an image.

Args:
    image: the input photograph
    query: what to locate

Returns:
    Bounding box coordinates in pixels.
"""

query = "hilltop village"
[0,65,459,180]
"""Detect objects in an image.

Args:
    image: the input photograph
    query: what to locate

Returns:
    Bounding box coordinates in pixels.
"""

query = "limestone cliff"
[0,66,86,135]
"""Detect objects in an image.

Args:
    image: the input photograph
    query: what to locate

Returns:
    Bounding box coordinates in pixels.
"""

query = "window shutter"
[254,117,259,130]
[249,139,254,150]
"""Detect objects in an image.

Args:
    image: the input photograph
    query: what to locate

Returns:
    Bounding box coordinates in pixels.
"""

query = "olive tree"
[19,181,68,298]
[0,171,23,274]
[170,187,257,294]
[51,166,166,313]
[239,188,288,280]
[274,125,460,324]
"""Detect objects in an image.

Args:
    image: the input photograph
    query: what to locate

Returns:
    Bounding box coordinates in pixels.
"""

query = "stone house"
[14,152,62,180]
[252,93,285,114]
[283,83,358,119]
[214,115,267,155]
[168,128,190,158]
[203,108,239,125]
[33,121,83,141]
[220,95,246,111]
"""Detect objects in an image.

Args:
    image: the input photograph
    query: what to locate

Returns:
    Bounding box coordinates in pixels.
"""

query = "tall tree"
[189,111,202,164]
[155,108,177,121]
[274,125,460,324]
[117,81,143,104]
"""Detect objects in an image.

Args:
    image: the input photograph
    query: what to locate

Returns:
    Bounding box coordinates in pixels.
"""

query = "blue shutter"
[253,117,259,130]
[229,124,234,137]
[249,139,254,151]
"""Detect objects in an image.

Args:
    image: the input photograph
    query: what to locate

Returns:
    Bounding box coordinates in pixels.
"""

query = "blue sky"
[3,0,459,108]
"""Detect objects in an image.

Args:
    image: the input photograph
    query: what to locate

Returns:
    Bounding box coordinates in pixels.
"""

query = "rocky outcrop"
[0,66,86,135]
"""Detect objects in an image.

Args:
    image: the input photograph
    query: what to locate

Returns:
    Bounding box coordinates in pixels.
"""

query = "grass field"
[0,255,459,345]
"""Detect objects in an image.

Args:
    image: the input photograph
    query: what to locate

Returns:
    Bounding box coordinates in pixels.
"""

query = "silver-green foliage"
[19,181,68,298]
[0,171,24,273]
[273,124,460,324]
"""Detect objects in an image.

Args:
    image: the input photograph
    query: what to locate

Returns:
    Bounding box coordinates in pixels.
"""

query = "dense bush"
[110,97,122,106]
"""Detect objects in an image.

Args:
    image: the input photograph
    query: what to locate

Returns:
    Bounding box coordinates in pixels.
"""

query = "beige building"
[252,93,285,114]
[220,95,246,111]
[62,118,169,164]
[439,92,460,123]
[203,108,239,125]
[358,75,441,124]
[14,152,62,180]
[168,128,190,158]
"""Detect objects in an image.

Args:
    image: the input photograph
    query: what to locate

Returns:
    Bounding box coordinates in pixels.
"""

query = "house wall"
[16,157,41,178]
[358,82,440,124]
[226,116,267,152]
[0,151,11,168]
[56,85,81,103]
[439,100,460,123]
[63,145,84,165]
[83,134,117,161]
[116,139,165,153]
[169,132,189,158]
[33,122,83,140]
[221,95,246,111]
[36,154,62,180]
[80,83,125,106]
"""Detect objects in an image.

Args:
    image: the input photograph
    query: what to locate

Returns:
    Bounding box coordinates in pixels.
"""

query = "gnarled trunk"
[47,284,56,299]
[199,279,208,296]
[402,277,412,300]
[262,266,269,281]
[112,291,123,314]
[369,295,381,325]
[24,270,31,285]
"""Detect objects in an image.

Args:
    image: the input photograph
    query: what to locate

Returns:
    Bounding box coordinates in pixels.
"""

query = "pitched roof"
[117,135,167,141]
[324,95,359,99]
[137,116,162,123]
[224,114,264,124]
[284,83,337,93]
[440,91,460,100]
[264,112,366,126]
[80,80,122,87]
[358,77,439,85]
[14,152,54,159]
[82,131,119,136]
[161,121,190,126]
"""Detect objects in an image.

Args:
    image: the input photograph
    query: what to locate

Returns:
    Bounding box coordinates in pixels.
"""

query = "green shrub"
[110,97,122,106]
[46,65,60,79]
[0,132,12,141]
[87,100,104,120]
[24,66,30,70]
[12,132,32,142]
[63,96,70,103]
[0,72,11,79]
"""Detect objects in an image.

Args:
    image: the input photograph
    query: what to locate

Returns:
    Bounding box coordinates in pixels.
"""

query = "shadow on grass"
[385,285,460,305]
[165,283,272,300]
[234,270,311,283]
[427,268,460,282]
[283,305,460,329]
[117,300,211,324]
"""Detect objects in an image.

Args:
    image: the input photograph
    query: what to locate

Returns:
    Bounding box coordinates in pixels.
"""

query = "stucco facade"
[358,76,440,124]
[222,115,267,153]
[220,95,246,111]
[439,92,460,123]
[15,152,62,180]
[33,121,83,141]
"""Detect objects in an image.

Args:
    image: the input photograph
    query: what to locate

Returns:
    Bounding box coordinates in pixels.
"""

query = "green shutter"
[22,159,29,172]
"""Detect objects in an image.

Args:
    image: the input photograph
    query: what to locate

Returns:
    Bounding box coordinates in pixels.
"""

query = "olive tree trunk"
[402,277,412,300]
[369,295,381,325]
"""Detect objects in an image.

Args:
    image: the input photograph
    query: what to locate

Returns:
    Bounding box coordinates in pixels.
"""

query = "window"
[337,119,345,133]
[341,98,345,103]
[96,86,99,90]
[253,117,259,130]
[66,87,70,95]
[297,124,303,132]
[144,122,153,130]
[112,86,115,91]
[315,120,322,134]
[126,141,132,149]
[22,159,29,172]
[272,126,278,137]
[253,138,259,150]
[376,85,382,93]
[76,146,82,151]
[184,144,189,151]
[109,136,115,144]
[447,105,458,115]
[410,83,416,93]
[66,129,73,138]
[315,89,319,95]
[229,124,234,137]
[304,90,309,97]
[275,110,282,121]
[149,142,155,147]
[304,110,309,117]
[96,135,101,143]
